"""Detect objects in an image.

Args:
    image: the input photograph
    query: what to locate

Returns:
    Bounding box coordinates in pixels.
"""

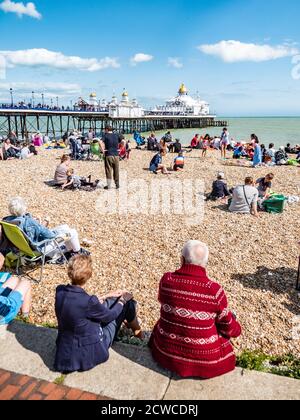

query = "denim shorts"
[150,164,158,173]
[0,287,23,325]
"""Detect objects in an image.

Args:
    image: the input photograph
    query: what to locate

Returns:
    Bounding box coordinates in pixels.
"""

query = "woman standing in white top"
[220,128,230,160]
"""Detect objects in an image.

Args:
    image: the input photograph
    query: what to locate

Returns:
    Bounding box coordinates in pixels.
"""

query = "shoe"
[53,255,67,265]
[75,248,91,257]
[104,186,112,190]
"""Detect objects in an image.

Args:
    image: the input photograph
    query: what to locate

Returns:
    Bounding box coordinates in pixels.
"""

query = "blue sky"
[1,0,300,115]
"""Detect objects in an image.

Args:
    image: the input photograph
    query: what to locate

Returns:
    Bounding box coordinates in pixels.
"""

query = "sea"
[1,116,299,149]
[145,117,300,149]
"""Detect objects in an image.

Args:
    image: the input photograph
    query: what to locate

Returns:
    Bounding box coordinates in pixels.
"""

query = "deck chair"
[90,141,103,161]
[0,222,68,283]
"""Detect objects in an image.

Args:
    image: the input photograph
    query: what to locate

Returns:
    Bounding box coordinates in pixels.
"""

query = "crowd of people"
[187,130,300,167]
[0,232,241,379]
[0,132,44,161]
[0,126,298,381]
[207,172,277,217]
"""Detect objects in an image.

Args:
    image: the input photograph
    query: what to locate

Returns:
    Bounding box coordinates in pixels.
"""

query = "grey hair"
[8,197,27,217]
[182,240,209,268]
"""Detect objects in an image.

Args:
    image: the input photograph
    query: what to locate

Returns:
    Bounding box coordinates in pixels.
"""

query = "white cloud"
[130,53,153,66]
[0,0,41,19]
[0,82,82,94]
[168,57,183,69]
[0,48,120,72]
[198,40,299,63]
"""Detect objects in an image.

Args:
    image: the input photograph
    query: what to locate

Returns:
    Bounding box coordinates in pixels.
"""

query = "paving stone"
[1,322,299,401]
[0,322,58,383]
[164,368,300,400]
[65,343,171,400]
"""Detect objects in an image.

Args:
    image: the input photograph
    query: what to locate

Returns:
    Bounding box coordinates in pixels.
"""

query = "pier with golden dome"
[0,84,227,138]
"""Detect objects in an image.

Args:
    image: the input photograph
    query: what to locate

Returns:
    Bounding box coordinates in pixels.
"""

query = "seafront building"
[150,84,211,116]
[0,84,226,138]
[74,84,211,118]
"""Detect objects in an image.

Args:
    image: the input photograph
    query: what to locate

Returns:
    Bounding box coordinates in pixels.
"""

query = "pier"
[0,108,228,139]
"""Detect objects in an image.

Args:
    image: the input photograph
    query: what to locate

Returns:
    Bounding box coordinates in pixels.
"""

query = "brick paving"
[0,368,110,401]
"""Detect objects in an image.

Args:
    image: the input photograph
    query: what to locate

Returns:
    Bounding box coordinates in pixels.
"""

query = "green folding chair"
[0,221,68,283]
[89,141,103,161]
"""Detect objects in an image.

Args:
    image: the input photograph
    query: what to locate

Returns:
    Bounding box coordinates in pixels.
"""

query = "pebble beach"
[0,147,299,357]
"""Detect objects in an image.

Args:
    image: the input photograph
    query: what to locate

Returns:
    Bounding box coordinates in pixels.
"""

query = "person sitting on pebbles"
[173,151,185,172]
[149,241,241,379]
[229,177,259,217]
[207,172,231,201]
[149,151,169,175]
[61,169,99,191]
[0,252,32,327]
[54,255,143,373]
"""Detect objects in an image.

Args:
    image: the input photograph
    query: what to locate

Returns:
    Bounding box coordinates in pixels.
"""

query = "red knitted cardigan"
[150,264,242,379]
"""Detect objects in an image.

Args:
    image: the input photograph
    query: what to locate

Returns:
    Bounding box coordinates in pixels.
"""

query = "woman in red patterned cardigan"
[150,241,242,379]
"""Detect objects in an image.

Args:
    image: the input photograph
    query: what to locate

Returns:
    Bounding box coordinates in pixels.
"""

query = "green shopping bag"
[263,194,287,214]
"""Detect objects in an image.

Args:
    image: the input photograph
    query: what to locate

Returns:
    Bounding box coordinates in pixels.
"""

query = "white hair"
[182,240,209,268]
[8,197,27,217]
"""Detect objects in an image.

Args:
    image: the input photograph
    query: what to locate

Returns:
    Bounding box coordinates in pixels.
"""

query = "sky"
[1,0,300,116]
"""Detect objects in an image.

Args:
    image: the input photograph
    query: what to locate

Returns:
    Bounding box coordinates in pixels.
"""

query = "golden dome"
[122,90,129,97]
[178,83,188,94]
[90,92,97,98]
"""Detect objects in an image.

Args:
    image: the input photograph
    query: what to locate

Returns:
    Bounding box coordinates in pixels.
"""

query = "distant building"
[75,92,102,112]
[151,84,211,116]
[89,92,99,108]
[108,90,144,118]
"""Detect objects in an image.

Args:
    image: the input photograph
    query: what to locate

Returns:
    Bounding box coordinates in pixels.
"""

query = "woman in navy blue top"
[149,151,169,174]
[54,255,143,373]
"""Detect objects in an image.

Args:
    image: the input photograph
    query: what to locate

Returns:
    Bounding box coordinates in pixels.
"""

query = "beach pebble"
[0,147,299,357]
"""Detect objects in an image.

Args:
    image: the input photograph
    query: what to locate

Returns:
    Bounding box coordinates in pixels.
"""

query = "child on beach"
[62,169,82,190]
[173,152,185,171]
[119,140,131,161]
[20,143,34,160]
[119,140,127,160]
[202,137,209,157]
[256,174,274,199]
[62,169,98,190]
[207,172,230,201]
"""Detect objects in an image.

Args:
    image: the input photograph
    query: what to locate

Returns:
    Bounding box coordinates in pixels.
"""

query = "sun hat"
[217,172,225,179]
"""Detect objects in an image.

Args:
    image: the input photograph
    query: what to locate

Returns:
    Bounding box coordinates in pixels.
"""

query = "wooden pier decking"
[0,108,228,138]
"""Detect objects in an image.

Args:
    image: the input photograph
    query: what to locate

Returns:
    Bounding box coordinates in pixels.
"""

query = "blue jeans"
[102,298,137,348]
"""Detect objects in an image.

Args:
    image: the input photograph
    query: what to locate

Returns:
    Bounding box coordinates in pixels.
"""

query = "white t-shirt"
[213,138,221,149]
[20,147,31,160]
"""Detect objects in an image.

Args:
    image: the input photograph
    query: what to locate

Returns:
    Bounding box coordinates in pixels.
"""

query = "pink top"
[33,136,43,147]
